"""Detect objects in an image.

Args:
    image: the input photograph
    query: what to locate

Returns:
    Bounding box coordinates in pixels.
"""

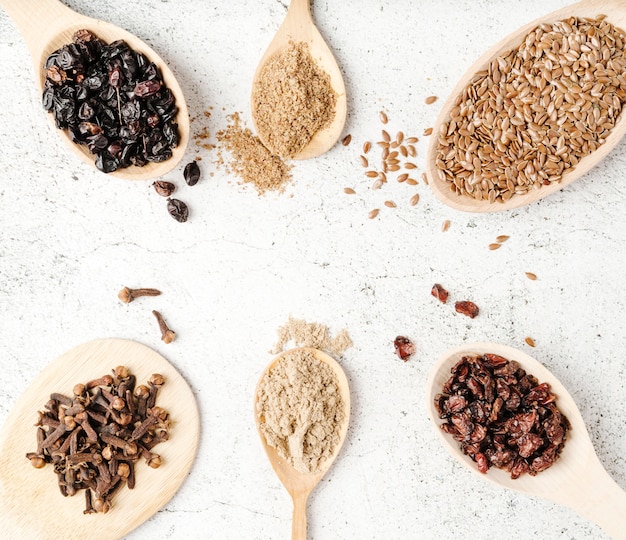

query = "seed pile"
[434,353,569,479]
[26,367,170,514]
[435,16,626,203]
[216,112,292,195]
[252,41,337,159]
[43,30,179,173]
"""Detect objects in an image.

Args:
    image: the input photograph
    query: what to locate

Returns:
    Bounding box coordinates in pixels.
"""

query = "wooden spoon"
[0,0,189,180]
[426,342,626,539]
[254,347,350,539]
[426,0,626,212]
[250,0,347,160]
[0,338,199,539]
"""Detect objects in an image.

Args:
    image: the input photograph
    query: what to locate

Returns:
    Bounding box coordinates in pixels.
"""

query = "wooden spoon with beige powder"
[250,0,347,160]
[254,347,350,540]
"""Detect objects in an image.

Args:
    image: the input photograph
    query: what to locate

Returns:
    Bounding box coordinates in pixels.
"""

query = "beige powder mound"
[256,348,345,474]
[270,316,353,357]
[252,41,337,159]
[216,112,292,195]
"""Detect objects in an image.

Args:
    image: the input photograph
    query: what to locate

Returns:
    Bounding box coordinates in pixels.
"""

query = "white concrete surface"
[0,1,625,538]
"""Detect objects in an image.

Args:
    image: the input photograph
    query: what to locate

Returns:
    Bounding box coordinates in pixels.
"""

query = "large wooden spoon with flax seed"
[426,0,626,212]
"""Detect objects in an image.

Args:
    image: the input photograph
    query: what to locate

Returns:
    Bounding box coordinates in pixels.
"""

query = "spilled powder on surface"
[270,315,353,357]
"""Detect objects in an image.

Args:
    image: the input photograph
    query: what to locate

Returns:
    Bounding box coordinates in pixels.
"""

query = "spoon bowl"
[251,0,347,160]
[427,342,626,538]
[0,0,189,180]
[0,338,199,539]
[254,347,350,539]
[426,0,626,212]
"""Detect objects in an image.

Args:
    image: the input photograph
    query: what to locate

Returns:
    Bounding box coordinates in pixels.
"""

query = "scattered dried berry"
[394,336,415,361]
[431,284,449,304]
[455,301,479,318]
[153,180,175,197]
[434,353,569,479]
[183,161,201,186]
[167,198,189,222]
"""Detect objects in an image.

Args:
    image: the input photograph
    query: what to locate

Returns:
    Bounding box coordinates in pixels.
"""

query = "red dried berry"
[394,336,415,361]
[431,283,449,303]
[455,301,479,318]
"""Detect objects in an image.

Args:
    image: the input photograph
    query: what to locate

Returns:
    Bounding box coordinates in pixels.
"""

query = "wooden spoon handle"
[0,0,77,60]
[291,491,309,540]
[563,461,626,539]
[286,0,311,20]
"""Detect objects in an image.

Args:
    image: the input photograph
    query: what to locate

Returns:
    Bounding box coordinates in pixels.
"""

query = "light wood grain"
[0,338,200,540]
[250,0,347,160]
[0,0,189,180]
[254,347,351,540]
[426,342,626,539]
[426,0,626,212]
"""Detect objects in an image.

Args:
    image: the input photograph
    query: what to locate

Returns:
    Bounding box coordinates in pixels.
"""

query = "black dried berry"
[183,161,200,186]
[167,198,188,222]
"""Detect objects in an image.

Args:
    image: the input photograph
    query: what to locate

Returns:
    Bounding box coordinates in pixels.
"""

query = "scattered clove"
[118,287,162,304]
[26,367,170,514]
[152,310,176,344]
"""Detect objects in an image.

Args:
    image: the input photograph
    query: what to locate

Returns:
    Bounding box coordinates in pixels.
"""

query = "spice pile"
[27,367,170,514]
[256,349,346,474]
[216,112,292,195]
[270,315,353,357]
[252,41,337,159]
[434,353,569,479]
[435,16,626,203]
[43,30,179,173]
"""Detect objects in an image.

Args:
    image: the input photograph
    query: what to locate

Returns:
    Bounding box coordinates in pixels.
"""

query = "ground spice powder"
[216,112,292,195]
[252,41,337,159]
[256,348,346,474]
[270,316,353,357]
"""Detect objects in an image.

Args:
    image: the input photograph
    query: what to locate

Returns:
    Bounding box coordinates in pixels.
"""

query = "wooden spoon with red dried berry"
[0,0,189,180]
[427,342,626,539]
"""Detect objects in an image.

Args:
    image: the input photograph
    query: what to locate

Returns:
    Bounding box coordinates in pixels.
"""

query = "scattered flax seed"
[342,134,352,146]
[388,164,401,172]
[360,155,368,167]
[408,145,417,157]
[525,336,536,347]
[425,95,438,105]
[216,112,292,195]
[399,146,408,158]
[379,111,388,124]
[404,162,417,169]
[410,193,420,206]
[251,41,337,158]
[396,132,404,144]
[384,200,397,208]
[406,178,418,185]
[363,141,371,154]
[381,130,390,142]
[368,208,380,219]
[397,173,409,183]
[343,187,356,194]
[421,172,429,185]
[366,170,378,178]
[488,243,502,250]
[379,172,387,183]
[372,179,383,190]
[406,137,418,144]
[496,235,510,243]
[423,127,433,136]
[525,272,538,281]
[442,220,451,232]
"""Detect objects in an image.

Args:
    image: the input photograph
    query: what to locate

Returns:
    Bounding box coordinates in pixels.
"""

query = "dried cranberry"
[393,336,415,361]
[455,301,479,318]
[431,283,449,303]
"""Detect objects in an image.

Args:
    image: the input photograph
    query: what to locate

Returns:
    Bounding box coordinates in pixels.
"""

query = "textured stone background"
[0,1,625,538]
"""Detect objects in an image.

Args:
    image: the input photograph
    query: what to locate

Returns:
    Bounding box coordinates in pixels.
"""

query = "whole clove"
[26,367,170,514]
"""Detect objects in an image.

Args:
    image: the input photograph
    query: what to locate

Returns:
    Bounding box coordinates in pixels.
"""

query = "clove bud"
[118,287,162,304]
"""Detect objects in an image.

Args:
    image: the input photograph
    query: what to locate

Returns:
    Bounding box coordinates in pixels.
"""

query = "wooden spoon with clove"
[427,342,626,538]
[254,348,350,540]
[0,338,199,539]
[250,0,347,160]
[0,0,189,180]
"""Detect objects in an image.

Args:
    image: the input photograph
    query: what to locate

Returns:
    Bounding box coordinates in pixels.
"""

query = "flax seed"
[342,134,352,146]
[343,187,356,194]
[368,208,380,219]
